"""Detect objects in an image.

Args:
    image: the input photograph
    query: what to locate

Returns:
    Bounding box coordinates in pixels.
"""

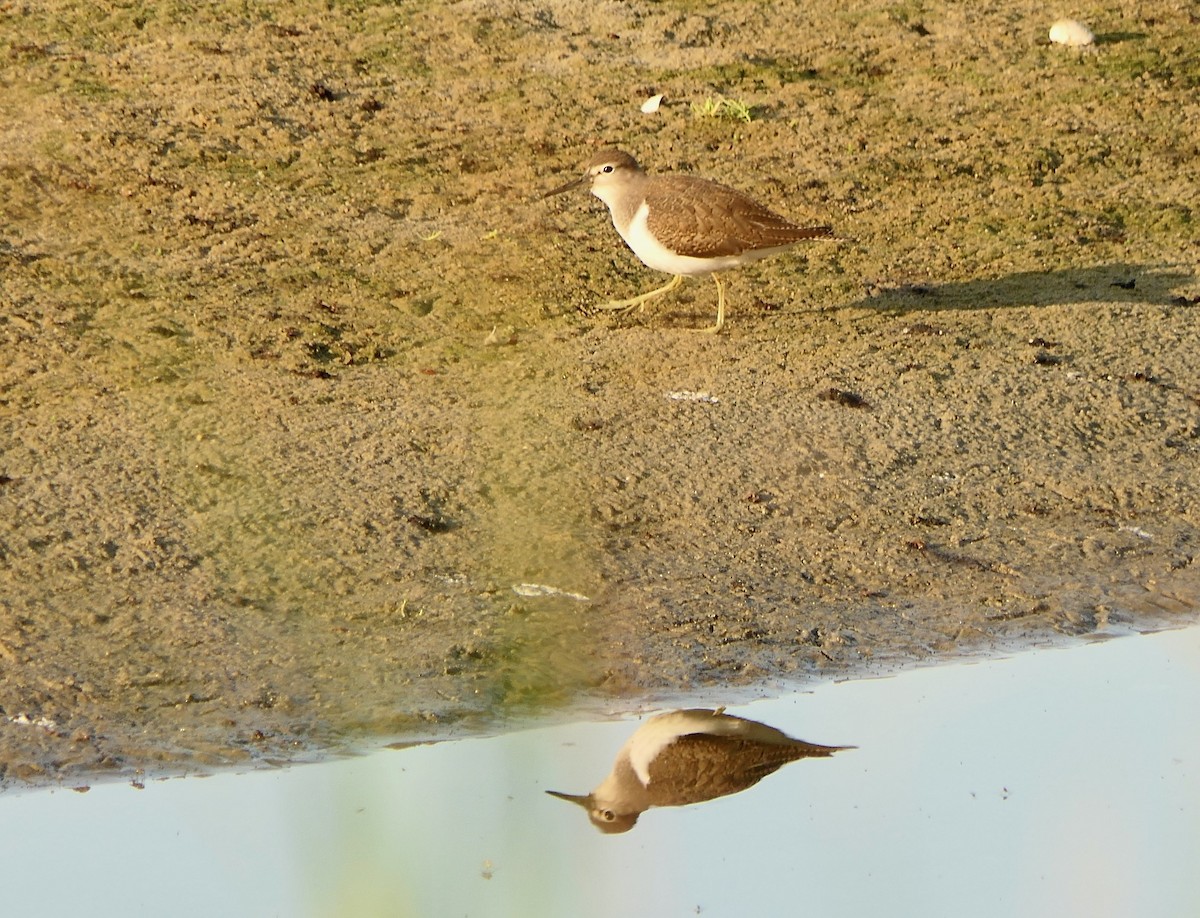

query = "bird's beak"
[545,789,591,808]
[542,173,586,199]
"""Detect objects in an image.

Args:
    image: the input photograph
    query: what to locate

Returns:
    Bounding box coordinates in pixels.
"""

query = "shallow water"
[1,625,1196,918]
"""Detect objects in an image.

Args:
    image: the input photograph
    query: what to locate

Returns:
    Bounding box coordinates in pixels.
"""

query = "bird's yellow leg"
[699,273,726,334]
[595,274,683,313]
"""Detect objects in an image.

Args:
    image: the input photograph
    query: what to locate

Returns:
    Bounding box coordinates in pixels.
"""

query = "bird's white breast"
[623,714,689,786]
[622,710,770,786]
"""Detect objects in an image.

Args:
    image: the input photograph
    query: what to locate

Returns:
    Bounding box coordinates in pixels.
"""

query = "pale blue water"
[1,626,1196,918]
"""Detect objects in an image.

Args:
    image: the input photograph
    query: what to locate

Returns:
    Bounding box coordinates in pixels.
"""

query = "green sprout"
[691,95,754,123]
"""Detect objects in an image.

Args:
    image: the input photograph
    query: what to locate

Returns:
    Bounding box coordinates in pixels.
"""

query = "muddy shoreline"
[2,1,1198,787]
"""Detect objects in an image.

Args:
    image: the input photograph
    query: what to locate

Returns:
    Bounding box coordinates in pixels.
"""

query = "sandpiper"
[545,149,834,332]
[546,708,852,833]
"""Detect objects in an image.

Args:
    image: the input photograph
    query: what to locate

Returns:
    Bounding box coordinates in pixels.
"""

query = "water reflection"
[546,707,852,833]
[0,627,1196,917]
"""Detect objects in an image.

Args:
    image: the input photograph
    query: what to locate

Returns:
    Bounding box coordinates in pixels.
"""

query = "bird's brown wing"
[643,735,841,807]
[645,175,833,259]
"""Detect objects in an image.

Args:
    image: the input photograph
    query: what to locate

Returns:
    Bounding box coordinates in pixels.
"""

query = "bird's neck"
[591,174,646,234]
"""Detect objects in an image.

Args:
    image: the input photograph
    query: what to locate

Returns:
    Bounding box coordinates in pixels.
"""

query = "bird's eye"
[601,810,616,821]
[601,165,614,174]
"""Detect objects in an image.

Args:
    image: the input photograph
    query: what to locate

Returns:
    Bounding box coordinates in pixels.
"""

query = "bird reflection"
[546,707,853,833]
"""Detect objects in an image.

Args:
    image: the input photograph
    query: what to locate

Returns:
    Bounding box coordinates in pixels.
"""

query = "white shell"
[1049,19,1094,47]
[640,93,664,114]
[512,583,590,601]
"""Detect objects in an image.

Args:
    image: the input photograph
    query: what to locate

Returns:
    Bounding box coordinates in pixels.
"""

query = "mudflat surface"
[1,1,1198,787]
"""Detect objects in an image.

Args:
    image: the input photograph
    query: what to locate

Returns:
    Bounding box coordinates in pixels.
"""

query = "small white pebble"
[665,390,719,403]
[1049,19,1094,47]
[482,325,516,346]
[8,713,58,731]
[1118,525,1153,541]
[640,93,664,114]
[512,583,590,601]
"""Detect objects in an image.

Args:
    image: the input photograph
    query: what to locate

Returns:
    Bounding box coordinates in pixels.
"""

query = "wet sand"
[1,1,1198,786]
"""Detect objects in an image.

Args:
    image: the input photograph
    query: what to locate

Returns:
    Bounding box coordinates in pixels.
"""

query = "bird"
[546,708,853,833]
[544,149,835,332]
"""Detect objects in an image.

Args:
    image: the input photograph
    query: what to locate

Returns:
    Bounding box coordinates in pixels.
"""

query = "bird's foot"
[588,275,684,319]
[593,297,647,315]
